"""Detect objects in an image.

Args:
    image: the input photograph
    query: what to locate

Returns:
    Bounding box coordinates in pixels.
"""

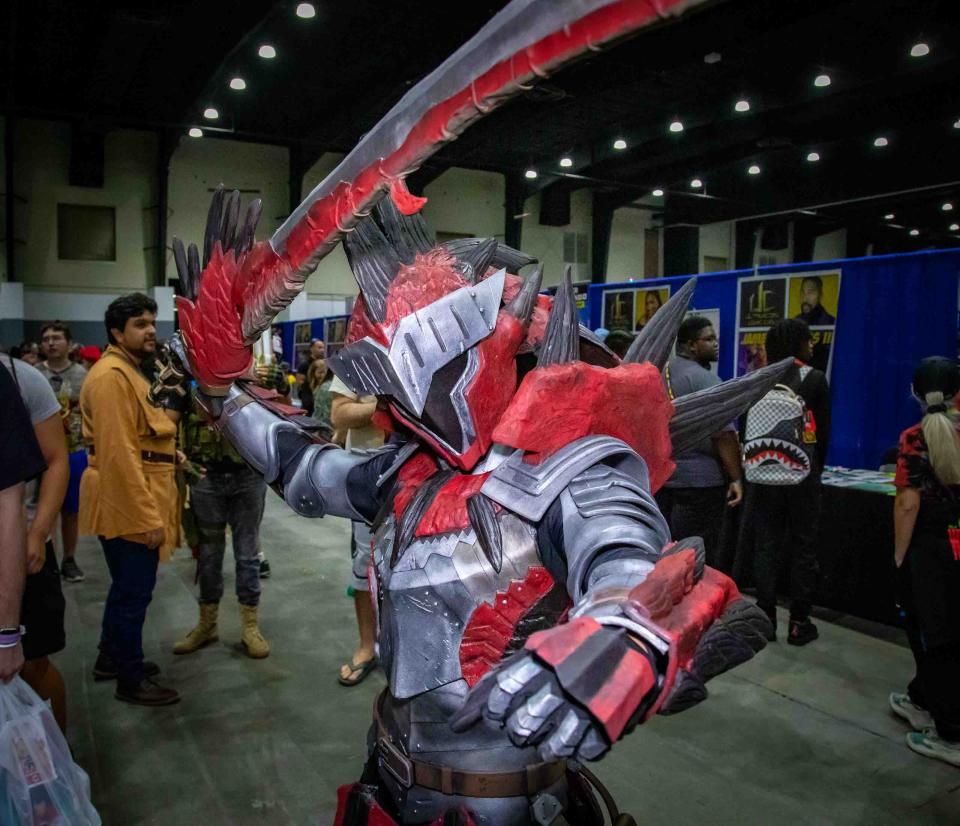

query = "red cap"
[78,345,102,363]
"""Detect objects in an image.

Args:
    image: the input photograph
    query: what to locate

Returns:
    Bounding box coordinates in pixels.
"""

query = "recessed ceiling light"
[669,120,684,133]
[814,74,831,88]
[258,44,276,59]
[734,99,750,113]
[942,202,954,211]
[884,213,895,220]
[229,77,246,90]
[748,164,761,175]
[525,169,538,180]
[559,157,573,168]
[690,178,703,189]
[910,42,930,58]
[874,136,889,147]
[203,107,219,120]
[806,151,820,162]
[188,127,203,138]
[909,229,920,236]
[950,223,960,231]
[296,2,316,18]
[613,138,627,150]
[652,188,664,197]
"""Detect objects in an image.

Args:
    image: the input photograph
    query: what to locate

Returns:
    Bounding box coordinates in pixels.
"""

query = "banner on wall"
[734,270,841,377]
[601,284,672,333]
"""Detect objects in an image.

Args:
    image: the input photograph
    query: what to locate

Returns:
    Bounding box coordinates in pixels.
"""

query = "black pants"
[899,536,960,741]
[656,485,727,567]
[749,477,821,621]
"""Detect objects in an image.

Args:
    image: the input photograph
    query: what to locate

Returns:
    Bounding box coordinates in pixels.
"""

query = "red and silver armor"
[155,3,790,822]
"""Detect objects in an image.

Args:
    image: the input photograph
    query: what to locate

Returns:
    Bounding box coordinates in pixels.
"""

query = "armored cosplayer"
[151,2,789,823]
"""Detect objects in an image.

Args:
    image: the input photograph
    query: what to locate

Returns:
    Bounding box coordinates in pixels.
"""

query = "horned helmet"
[326,198,615,471]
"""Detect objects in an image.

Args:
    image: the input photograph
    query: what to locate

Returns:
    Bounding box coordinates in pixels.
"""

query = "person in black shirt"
[0,358,47,682]
[794,276,836,326]
[750,319,830,645]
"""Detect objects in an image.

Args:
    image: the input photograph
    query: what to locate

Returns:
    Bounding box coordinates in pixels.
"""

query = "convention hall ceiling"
[6,0,960,242]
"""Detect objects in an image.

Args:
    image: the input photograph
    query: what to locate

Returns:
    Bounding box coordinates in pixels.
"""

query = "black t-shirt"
[786,360,831,470]
[0,361,46,491]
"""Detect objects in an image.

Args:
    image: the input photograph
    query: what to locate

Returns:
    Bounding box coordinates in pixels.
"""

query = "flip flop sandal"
[338,656,378,687]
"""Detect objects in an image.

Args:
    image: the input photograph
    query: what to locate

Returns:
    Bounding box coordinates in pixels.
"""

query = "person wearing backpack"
[889,357,960,767]
[746,318,831,645]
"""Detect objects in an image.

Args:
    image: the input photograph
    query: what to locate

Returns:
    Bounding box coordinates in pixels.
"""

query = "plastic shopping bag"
[0,676,100,825]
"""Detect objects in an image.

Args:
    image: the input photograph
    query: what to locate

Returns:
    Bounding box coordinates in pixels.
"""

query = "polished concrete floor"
[54,494,959,825]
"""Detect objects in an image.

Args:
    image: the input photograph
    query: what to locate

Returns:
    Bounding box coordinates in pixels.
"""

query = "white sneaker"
[906,730,960,768]
[890,692,934,731]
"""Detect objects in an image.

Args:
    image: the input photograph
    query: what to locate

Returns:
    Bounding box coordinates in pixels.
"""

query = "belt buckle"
[378,736,413,789]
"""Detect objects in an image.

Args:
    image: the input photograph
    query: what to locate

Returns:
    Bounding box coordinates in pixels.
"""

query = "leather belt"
[87,447,175,464]
[373,691,565,798]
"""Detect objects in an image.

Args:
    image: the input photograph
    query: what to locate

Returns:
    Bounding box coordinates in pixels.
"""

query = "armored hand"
[451,542,771,762]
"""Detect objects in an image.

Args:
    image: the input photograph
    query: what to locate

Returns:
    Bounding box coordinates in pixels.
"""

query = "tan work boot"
[173,603,219,654]
[239,604,270,659]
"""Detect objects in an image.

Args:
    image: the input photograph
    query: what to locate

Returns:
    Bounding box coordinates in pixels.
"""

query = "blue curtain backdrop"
[587,249,960,470]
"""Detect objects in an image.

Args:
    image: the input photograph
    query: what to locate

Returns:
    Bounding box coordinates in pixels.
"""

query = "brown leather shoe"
[115,678,180,706]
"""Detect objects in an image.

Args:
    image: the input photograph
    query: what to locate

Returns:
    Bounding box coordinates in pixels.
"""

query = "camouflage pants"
[189,467,266,606]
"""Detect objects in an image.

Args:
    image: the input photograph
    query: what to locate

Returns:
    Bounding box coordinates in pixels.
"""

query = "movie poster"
[734,270,841,377]
[634,287,670,332]
[602,289,635,333]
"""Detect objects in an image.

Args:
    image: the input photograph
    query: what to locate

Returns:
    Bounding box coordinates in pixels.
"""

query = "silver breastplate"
[372,510,562,700]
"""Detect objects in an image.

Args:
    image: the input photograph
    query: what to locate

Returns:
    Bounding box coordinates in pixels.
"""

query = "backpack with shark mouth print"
[743,369,815,485]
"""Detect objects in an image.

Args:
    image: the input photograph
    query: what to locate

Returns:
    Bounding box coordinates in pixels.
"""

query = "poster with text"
[734,270,841,377]
[634,287,670,332]
[602,289,636,333]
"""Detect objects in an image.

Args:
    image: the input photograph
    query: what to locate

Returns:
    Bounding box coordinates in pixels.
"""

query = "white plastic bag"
[0,676,100,825]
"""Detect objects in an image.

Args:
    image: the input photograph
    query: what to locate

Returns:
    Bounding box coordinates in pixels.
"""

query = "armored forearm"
[208,384,369,520]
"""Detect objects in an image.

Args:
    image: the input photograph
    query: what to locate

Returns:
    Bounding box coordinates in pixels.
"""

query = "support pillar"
[504,174,525,250]
[590,194,614,283]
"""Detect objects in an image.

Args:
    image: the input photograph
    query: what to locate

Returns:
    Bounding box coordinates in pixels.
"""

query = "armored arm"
[454,438,772,762]
[204,383,378,522]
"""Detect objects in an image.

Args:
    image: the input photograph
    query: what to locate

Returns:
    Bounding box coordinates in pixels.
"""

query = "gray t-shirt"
[37,361,87,450]
[0,355,61,425]
[664,355,728,488]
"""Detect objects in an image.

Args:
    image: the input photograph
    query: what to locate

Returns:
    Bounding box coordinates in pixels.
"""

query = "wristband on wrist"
[0,626,25,648]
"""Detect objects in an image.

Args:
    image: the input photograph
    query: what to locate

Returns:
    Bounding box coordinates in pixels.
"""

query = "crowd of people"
[0,294,958,771]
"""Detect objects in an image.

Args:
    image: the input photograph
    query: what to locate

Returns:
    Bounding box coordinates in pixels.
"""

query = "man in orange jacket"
[80,293,181,706]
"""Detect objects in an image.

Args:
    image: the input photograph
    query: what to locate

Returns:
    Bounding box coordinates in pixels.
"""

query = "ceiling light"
[909,229,920,236]
[652,189,664,197]
[559,157,573,168]
[814,74,831,88]
[188,127,203,138]
[669,120,684,133]
[884,213,895,220]
[258,44,276,59]
[910,42,930,58]
[874,136,889,147]
[203,107,219,120]
[942,202,954,211]
[229,77,246,90]
[954,119,960,129]
[950,223,959,232]
[524,169,538,180]
[748,164,761,175]
[806,151,820,162]
[734,99,750,113]
[690,178,703,189]
[295,2,316,18]
[613,138,627,150]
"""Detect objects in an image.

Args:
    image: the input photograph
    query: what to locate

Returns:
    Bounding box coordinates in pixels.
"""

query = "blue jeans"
[98,536,159,687]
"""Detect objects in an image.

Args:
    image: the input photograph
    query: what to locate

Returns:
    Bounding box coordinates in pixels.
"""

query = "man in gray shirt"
[655,316,743,566]
[37,321,88,583]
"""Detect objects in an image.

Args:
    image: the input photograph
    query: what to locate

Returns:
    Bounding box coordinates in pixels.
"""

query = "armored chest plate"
[372,512,546,700]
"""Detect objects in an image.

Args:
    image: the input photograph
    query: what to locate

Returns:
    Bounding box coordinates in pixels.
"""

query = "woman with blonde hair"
[307,357,333,425]
[891,356,960,767]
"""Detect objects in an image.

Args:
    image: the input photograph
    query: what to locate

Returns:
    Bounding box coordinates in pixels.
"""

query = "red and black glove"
[450,540,771,762]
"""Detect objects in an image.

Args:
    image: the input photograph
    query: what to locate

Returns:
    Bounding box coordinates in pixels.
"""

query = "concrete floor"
[54,494,960,825]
